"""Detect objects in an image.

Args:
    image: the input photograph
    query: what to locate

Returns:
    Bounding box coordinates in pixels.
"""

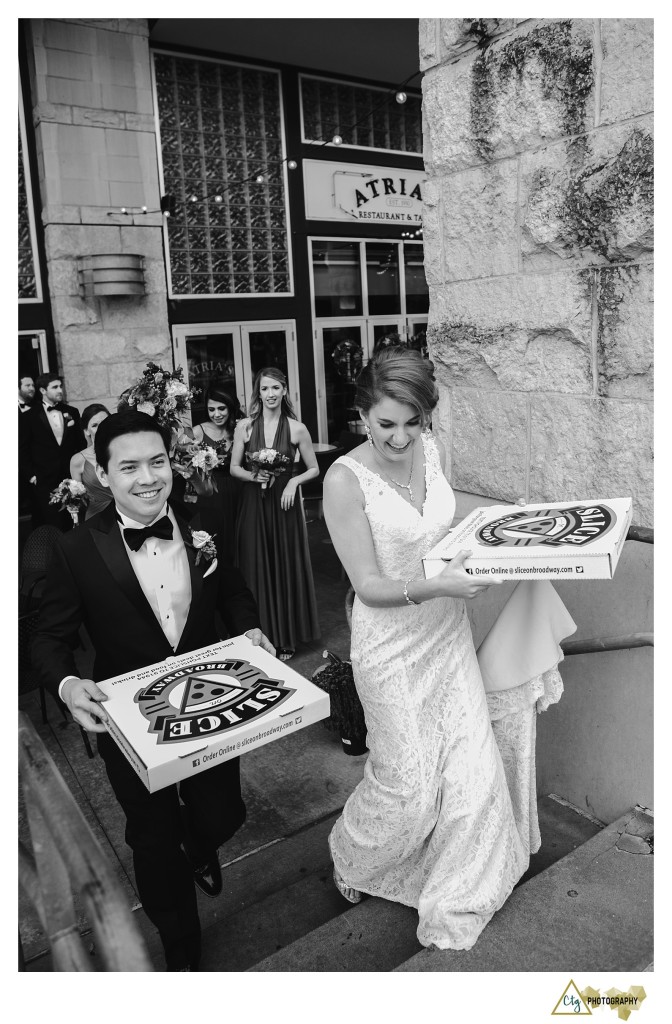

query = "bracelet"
[403,579,419,606]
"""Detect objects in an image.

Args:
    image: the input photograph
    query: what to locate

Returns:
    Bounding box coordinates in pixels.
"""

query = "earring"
[365,423,373,447]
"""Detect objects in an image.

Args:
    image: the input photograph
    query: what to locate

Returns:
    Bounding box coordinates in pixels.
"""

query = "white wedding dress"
[329,433,551,950]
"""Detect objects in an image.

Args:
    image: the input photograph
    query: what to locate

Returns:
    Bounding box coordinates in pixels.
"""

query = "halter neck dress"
[234,413,320,650]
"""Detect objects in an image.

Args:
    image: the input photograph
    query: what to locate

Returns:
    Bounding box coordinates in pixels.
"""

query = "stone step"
[244,795,605,973]
[395,806,653,972]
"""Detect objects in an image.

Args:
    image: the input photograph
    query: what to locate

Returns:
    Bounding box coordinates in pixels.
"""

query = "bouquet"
[245,448,291,496]
[49,478,90,527]
[312,650,368,756]
[171,438,220,502]
[123,362,198,435]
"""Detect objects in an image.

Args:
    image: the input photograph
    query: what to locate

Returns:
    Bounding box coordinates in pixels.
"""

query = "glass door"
[240,321,300,418]
[18,331,49,381]
[367,318,406,357]
[405,317,429,357]
[314,320,366,444]
[172,324,246,426]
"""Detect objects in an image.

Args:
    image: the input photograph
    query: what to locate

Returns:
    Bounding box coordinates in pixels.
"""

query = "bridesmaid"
[69,403,112,520]
[190,386,243,563]
[230,367,320,660]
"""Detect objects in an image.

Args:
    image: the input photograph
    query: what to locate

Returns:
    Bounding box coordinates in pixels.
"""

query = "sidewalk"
[19,513,367,969]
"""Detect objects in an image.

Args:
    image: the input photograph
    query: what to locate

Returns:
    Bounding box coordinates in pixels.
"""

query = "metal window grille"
[154,54,290,297]
[18,124,37,300]
[301,76,422,154]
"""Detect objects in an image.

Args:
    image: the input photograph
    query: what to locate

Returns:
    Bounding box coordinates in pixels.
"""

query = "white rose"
[191,530,211,549]
[166,380,188,398]
[136,402,156,416]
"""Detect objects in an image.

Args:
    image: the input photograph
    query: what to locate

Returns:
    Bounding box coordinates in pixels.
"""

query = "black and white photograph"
[16,9,655,1014]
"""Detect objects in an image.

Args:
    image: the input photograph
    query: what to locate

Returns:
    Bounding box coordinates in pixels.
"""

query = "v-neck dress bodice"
[329,432,529,950]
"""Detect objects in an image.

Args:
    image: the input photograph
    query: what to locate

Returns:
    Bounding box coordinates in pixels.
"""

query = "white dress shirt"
[44,401,64,444]
[59,503,192,699]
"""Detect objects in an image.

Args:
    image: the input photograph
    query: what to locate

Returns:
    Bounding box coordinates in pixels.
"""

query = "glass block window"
[18,122,37,300]
[154,54,290,296]
[301,75,422,154]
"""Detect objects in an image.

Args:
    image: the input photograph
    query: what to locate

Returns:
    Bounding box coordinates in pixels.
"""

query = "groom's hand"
[61,678,109,733]
[245,628,276,658]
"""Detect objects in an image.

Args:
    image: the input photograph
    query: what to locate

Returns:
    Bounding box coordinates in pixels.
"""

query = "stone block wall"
[24,19,171,412]
[420,18,653,525]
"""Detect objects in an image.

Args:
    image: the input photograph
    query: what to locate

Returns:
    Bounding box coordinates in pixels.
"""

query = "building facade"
[19,18,427,443]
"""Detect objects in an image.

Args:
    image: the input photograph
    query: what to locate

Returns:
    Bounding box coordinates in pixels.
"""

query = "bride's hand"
[433,549,502,600]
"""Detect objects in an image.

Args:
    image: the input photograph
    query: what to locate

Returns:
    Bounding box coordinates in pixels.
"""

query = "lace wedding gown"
[329,434,533,950]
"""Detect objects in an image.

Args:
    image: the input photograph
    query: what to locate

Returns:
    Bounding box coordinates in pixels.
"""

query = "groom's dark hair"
[94,410,172,471]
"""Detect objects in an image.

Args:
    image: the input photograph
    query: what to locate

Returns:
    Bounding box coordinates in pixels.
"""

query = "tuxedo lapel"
[89,505,169,646]
[36,405,59,447]
[174,512,204,648]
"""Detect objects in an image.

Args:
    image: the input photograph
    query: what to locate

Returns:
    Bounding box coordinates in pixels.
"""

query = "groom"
[32,410,274,971]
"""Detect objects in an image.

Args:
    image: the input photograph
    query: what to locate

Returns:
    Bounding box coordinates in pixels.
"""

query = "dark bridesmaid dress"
[235,414,320,650]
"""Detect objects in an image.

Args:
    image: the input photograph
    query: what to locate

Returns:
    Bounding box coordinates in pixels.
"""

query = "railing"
[561,632,653,657]
[18,712,153,972]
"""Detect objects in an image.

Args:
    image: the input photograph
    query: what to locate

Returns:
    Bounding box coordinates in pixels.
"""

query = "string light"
[140,71,421,218]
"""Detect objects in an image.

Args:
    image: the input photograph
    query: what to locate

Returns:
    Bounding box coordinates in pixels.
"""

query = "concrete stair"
[194,796,653,973]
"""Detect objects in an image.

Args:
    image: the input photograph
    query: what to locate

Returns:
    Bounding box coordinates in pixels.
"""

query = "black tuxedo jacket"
[31,501,260,697]
[19,401,85,487]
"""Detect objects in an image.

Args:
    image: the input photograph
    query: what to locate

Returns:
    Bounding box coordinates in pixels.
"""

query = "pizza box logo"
[476,504,615,549]
[134,658,295,744]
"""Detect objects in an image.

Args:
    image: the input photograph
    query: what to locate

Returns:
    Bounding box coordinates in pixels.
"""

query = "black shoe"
[189,852,223,898]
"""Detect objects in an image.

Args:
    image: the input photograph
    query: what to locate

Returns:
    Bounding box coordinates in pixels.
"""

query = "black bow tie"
[122,515,174,551]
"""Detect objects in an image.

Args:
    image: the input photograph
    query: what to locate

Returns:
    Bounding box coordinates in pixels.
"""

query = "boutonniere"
[188,528,217,565]
[63,412,74,426]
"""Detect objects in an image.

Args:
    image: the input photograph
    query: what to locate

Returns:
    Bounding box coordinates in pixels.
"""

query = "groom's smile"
[97,430,173,525]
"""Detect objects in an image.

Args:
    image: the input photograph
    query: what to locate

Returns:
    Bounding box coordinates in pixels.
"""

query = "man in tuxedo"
[18,374,35,413]
[18,375,36,514]
[32,410,275,971]
[19,372,85,528]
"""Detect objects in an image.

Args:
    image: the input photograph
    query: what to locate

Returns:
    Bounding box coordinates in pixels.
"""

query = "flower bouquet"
[171,439,220,502]
[311,650,368,756]
[245,448,291,496]
[49,478,90,527]
[122,362,198,436]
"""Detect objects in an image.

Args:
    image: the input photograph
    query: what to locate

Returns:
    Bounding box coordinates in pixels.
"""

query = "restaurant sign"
[303,159,426,224]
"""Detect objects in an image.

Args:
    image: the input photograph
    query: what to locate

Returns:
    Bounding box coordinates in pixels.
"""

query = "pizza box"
[422,498,633,582]
[97,635,330,793]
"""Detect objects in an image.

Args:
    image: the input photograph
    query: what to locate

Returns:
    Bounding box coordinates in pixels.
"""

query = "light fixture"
[214,194,223,203]
[332,134,343,146]
[255,174,265,184]
[287,160,297,170]
[190,194,198,203]
[160,194,176,217]
[395,91,407,104]
[77,254,146,297]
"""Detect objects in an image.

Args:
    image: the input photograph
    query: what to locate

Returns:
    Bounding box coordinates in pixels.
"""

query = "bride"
[322,346,530,950]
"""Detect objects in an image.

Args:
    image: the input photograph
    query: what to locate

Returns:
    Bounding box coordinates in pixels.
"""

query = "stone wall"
[420,19,653,526]
[24,19,171,412]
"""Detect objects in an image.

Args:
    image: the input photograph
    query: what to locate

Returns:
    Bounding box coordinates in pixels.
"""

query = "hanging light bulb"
[190,194,198,203]
[214,194,223,203]
[255,174,265,184]
[332,134,343,146]
[141,205,147,213]
[287,160,297,170]
[395,91,408,104]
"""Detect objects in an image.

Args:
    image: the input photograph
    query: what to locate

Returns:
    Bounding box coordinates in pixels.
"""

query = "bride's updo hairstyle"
[355,346,438,426]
